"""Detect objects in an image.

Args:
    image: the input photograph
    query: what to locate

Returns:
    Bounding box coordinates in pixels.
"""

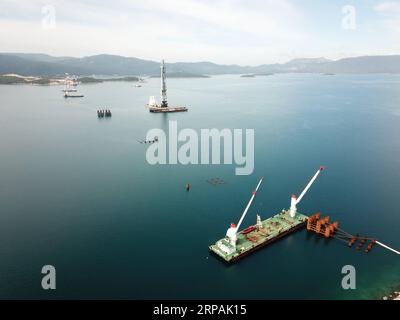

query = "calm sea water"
[0,74,399,299]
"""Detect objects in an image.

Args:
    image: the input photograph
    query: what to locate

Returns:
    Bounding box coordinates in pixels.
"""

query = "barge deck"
[209,210,308,263]
[149,106,188,113]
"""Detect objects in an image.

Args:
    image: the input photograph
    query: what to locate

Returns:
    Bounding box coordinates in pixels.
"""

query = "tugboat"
[64,91,84,98]
[147,60,188,113]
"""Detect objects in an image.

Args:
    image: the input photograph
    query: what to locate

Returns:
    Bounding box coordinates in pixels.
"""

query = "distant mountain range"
[1,53,400,76]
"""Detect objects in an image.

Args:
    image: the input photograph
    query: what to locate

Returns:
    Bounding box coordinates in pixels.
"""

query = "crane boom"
[289,166,324,218]
[236,177,264,231]
[296,166,325,205]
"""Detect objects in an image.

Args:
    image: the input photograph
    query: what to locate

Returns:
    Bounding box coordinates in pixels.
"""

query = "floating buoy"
[348,236,357,247]
[365,239,377,253]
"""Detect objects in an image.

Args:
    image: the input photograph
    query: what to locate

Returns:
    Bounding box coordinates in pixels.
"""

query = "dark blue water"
[0,74,399,299]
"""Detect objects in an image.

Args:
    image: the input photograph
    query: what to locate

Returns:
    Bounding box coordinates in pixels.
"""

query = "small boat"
[64,92,84,98]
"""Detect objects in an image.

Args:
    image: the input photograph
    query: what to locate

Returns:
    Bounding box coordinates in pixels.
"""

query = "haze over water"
[0,74,399,299]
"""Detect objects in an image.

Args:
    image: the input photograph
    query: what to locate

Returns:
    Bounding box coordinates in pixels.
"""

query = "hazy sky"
[0,0,399,65]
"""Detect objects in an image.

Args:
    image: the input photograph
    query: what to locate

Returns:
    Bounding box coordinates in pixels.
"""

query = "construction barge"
[209,167,400,263]
[209,167,324,263]
[149,106,187,113]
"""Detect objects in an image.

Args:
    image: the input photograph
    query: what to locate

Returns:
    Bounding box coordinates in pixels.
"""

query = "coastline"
[0,73,209,85]
[0,74,140,85]
[383,290,400,300]
[380,282,400,300]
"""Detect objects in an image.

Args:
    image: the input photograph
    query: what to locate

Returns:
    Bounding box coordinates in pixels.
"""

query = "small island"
[78,76,139,84]
[150,72,209,78]
[240,73,274,77]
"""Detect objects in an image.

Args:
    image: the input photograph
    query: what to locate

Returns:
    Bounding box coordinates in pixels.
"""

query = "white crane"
[289,166,325,218]
[226,177,264,247]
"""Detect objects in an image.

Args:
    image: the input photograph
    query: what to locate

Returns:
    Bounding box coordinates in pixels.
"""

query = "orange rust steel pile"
[307,213,339,238]
[306,213,377,253]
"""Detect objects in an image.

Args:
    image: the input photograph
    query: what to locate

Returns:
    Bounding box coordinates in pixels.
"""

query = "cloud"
[0,1,398,64]
[122,0,306,41]
[0,0,312,64]
[374,1,400,13]
[374,1,400,34]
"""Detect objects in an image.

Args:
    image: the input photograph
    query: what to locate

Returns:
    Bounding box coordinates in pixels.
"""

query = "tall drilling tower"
[160,60,168,108]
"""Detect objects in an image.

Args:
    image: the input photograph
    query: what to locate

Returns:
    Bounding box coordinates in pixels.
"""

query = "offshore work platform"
[209,167,399,263]
[147,60,188,113]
